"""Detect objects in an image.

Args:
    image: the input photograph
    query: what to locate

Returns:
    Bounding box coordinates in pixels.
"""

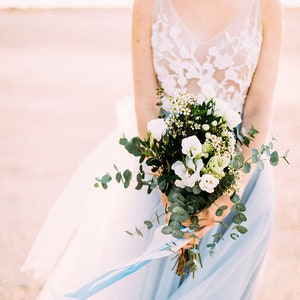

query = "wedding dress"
[22,0,274,299]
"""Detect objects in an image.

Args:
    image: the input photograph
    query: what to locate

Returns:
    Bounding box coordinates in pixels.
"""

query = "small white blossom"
[147,118,167,141]
[205,132,212,139]
[202,124,210,131]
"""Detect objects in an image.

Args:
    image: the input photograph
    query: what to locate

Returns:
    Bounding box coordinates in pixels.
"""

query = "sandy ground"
[0,7,299,300]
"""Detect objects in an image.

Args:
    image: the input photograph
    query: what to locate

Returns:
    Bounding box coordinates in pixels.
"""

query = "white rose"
[199,174,219,193]
[201,84,216,100]
[208,155,231,178]
[147,118,167,141]
[223,109,242,129]
[181,136,202,158]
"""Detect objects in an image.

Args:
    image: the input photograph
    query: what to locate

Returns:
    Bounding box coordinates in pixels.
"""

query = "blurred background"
[0,1,299,299]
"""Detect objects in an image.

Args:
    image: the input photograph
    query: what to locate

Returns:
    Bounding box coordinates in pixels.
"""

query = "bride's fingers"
[196,210,215,225]
[181,236,199,249]
[182,225,214,246]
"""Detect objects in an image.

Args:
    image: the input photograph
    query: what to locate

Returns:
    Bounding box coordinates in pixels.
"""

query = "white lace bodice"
[151,0,262,113]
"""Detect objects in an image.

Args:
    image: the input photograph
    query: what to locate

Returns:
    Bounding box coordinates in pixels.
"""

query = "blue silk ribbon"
[65,226,191,299]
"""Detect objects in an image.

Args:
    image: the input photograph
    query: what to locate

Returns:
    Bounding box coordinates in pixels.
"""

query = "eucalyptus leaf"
[215,206,227,217]
[123,169,132,181]
[230,193,240,204]
[135,181,143,190]
[235,203,246,212]
[230,233,239,240]
[243,162,251,173]
[101,173,112,184]
[155,212,160,224]
[135,227,143,237]
[232,213,247,224]
[101,183,108,189]
[169,220,181,230]
[125,230,134,236]
[144,220,153,230]
[189,223,200,231]
[192,185,201,194]
[252,155,259,163]
[270,151,279,166]
[171,230,184,239]
[236,225,248,234]
[161,226,173,235]
[171,212,189,223]
[116,172,122,183]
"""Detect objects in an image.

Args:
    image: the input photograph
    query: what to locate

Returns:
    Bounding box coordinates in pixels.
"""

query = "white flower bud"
[202,124,210,131]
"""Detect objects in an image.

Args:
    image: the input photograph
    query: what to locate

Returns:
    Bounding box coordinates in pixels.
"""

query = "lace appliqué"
[152,10,262,113]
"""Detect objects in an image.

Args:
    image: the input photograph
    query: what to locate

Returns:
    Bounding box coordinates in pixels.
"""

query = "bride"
[22,0,282,299]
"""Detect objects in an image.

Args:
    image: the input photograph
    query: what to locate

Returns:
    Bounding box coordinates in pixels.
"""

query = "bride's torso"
[151,0,262,113]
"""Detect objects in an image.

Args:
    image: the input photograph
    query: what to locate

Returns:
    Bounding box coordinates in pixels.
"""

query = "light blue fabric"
[66,166,274,300]
[144,167,274,300]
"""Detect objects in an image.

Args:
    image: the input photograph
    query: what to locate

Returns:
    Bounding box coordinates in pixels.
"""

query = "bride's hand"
[162,192,233,247]
[181,194,233,248]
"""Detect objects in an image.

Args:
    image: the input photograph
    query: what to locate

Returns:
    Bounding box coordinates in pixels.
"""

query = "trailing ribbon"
[65,226,191,299]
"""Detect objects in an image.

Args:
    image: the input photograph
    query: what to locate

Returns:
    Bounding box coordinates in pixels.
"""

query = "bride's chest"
[169,0,250,43]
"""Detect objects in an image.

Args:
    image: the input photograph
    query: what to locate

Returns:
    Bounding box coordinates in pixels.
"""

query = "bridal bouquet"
[95,85,288,280]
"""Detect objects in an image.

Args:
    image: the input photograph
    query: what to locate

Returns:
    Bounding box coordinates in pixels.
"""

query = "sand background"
[0,7,299,300]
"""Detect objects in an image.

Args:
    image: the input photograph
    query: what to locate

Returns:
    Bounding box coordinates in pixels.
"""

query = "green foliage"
[215,206,228,217]
[243,162,251,173]
[95,173,112,189]
[144,220,153,230]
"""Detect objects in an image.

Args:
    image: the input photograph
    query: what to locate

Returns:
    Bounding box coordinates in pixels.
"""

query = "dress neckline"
[167,0,254,45]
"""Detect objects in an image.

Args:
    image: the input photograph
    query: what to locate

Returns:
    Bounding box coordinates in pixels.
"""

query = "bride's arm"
[190,0,283,240]
[132,0,159,139]
[238,0,283,195]
[132,0,169,208]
